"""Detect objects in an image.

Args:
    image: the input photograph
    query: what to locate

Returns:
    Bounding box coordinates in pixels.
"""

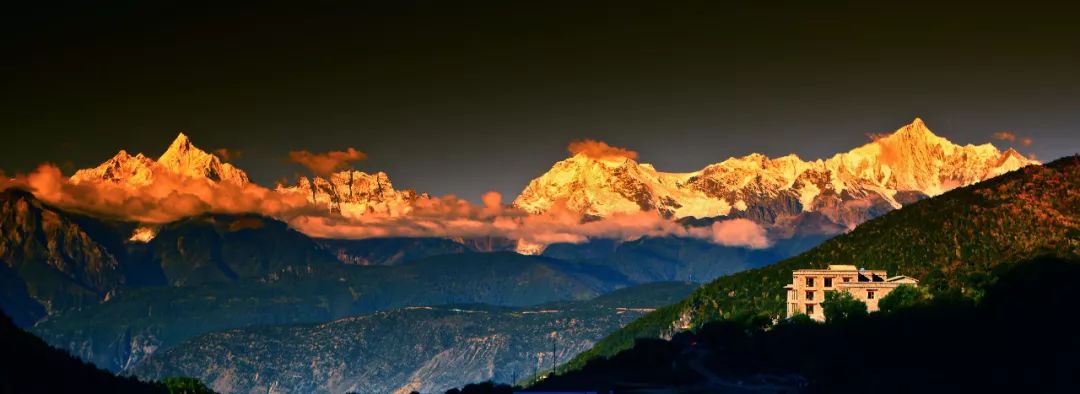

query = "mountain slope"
[0,311,167,394]
[31,251,633,372]
[0,189,127,322]
[0,262,47,328]
[129,282,697,394]
[542,234,831,283]
[0,189,346,327]
[514,119,1036,231]
[317,237,472,266]
[566,155,1079,369]
[531,256,1080,393]
[145,214,339,286]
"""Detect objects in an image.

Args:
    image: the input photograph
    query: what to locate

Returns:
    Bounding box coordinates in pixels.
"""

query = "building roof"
[827,264,858,271]
[837,282,904,288]
[886,275,919,283]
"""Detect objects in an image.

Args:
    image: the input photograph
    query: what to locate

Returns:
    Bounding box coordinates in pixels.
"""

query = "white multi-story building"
[785,265,918,321]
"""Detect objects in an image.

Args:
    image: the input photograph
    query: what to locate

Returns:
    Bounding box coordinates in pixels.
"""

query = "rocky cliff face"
[0,188,346,327]
[130,282,697,394]
[514,118,1037,230]
[0,189,125,320]
[276,170,425,217]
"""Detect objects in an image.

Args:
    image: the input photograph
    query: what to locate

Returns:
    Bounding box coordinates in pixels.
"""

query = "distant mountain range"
[60,118,1035,251]
[68,132,426,220]
[0,118,1054,394]
[9,197,632,371]
[0,184,813,383]
[515,118,1034,229]
[129,282,697,394]
[560,154,1080,373]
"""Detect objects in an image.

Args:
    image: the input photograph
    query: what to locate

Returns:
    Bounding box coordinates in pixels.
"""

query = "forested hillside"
[532,256,1080,393]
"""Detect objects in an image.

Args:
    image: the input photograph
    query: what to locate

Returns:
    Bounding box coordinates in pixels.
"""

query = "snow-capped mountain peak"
[514,151,728,219]
[71,149,157,186]
[514,118,1038,230]
[164,132,193,152]
[70,133,422,219]
[157,133,249,185]
[277,170,426,217]
[71,133,249,186]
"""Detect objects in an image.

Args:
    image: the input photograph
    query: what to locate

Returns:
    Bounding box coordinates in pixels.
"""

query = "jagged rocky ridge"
[68,118,1035,239]
[514,118,1036,230]
[69,132,425,219]
[48,118,1039,262]
[0,189,127,325]
[276,170,426,217]
[71,133,249,187]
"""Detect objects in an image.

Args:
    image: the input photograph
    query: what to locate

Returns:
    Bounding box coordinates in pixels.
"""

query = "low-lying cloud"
[290,197,772,249]
[992,131,1017,142]
[567,139,639,161]
[709,218,770,248]
[1,164,775,250]
[992,132,1034,147]
[8,164,316,224]
[288,148,367,176]
[213,148,243,162]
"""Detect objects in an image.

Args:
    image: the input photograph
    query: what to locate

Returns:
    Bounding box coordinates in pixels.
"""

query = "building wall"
[838,284,897,312]
[787,271,860,321]
[786,269,909,321]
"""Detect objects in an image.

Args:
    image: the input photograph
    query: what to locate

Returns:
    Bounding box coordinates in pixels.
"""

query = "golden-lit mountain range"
[57,118,1036,250]
[514,118,1035,229]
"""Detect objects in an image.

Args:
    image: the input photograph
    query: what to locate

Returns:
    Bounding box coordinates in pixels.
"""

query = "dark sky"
[3,1,1079,200]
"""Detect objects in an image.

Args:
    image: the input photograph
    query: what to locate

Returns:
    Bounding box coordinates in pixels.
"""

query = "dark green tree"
[787,312,815,325]
[162,377,215,394]
[822,291,867,322]
[877,284,928,313]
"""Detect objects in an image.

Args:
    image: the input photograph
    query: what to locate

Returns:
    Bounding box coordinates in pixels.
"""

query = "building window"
[867,290,876,299]
[843,277,851,283]
[824,277,833,287]
[806,304,815,314]
[806,277,815,287]
[805,291,814,300]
